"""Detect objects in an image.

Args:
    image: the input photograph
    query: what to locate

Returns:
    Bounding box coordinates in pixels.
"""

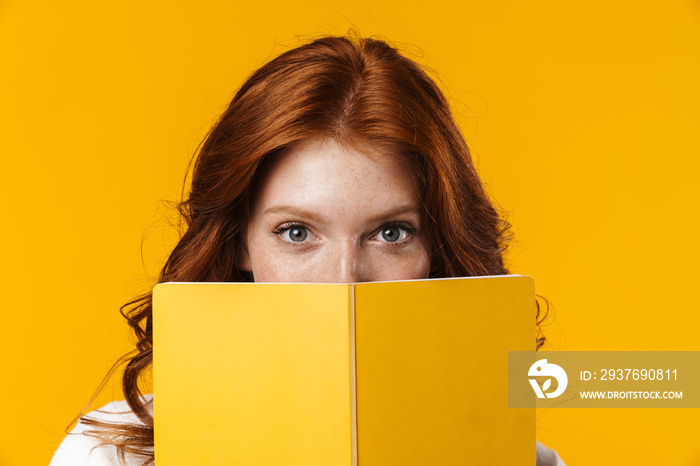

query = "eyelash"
[374,221,418,245]
[272,222,313,245]
[271,221,418,245]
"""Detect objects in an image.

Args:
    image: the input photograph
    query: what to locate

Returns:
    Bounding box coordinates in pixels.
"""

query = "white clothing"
[51,399,566,465]
[538,441,567,466]
[49,400,152,466]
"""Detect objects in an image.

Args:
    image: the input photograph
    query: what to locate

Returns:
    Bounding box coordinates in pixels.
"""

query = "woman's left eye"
[374,224,415,243]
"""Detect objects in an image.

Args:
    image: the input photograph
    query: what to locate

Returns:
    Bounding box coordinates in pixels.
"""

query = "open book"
[153,275,535,465]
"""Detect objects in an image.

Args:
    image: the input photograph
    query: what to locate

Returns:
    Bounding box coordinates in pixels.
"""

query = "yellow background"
[1,0,698,464]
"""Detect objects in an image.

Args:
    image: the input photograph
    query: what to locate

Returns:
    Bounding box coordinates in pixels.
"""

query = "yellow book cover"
[153,276,535,465]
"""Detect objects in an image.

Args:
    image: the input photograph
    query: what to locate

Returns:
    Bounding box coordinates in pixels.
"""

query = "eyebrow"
[262,205,423,225]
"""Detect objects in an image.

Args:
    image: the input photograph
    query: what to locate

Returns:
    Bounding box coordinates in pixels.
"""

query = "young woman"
[51,34,564,465]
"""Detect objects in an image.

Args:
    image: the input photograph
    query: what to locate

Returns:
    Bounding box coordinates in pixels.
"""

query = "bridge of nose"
[325,237,370,283]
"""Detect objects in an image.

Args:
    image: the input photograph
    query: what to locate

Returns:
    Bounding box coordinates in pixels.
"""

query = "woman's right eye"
[274,224,315,244]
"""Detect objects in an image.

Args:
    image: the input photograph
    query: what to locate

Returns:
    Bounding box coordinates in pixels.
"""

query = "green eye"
[273,223,315,244]
[288,227,308,242]
[381,227,401,242]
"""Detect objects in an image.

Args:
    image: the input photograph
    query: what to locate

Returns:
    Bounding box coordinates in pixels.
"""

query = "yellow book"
[153,276,535,465]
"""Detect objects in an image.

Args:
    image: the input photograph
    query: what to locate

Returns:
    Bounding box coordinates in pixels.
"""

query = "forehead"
[252,139,422,218]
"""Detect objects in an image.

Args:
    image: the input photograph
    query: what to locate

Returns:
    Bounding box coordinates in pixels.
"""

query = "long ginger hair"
[84,34,541,465]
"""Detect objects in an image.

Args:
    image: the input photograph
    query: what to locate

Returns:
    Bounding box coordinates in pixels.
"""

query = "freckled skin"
[239,138,431,283]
